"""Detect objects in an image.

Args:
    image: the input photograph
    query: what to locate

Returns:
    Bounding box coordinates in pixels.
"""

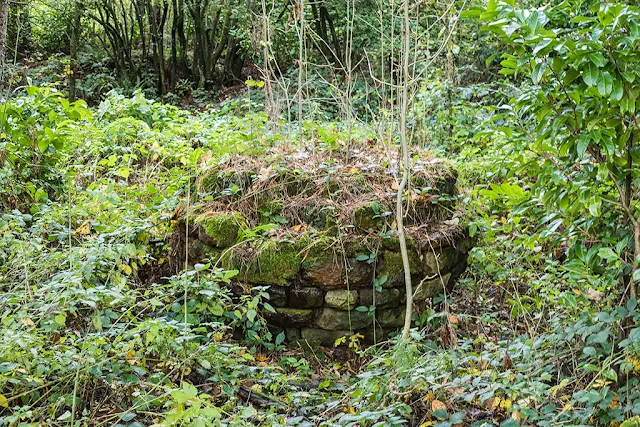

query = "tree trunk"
[399,0,412,340]
[68,0,82,101]
[0,0,10,68]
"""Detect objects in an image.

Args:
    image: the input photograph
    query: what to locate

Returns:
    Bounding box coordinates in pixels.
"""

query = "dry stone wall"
[173,146,470,345]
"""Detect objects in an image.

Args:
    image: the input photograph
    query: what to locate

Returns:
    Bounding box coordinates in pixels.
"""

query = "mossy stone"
[379,250,422,287]
[359,288,402,309]
[301,261,343,289]
[196,211,244,248]
[300,242,343,289]
[315,308,369,330]
[290,287,324,308]
[424,247,458,276]
[266,307,315,327]
[413,273,451,302]
[300,328,354,346]
[345,258,373,288]
[325,290,357,310]
[265,285,289,307]
[354,202,388,231]
[225,242,301,286]
[377,309,406,328]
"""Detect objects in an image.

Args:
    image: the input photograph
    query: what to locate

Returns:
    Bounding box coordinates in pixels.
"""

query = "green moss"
[379,250,422,286]
[298,234,338,269]
[195,169,255,195]
[195,170,219,194]
[354,202,389,231]
[225,241,301,286]
[196,211,245,248]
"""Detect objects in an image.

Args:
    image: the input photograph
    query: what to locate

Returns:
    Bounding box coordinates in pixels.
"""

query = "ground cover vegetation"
[2,0,640,426]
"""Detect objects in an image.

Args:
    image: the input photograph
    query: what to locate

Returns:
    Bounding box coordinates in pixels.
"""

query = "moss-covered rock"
[325,290,357,310]
[423,247,458,276]
[413,273,451,302]
[377,309,405,328]
[299,239,343,289]
[379,250,422,287]
[196,169,256,195]
[300,328,354,346]
[195,211,244,248]
[265,285,289,307]
[354,202,389,231]
[290,287,324,308]
[359,288,402,309]
[266,307,315,327]
[315,308,369,330]
[345,258,374,288]
[224,242,301,286]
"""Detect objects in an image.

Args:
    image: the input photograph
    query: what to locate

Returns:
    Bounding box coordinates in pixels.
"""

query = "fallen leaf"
[0,393,8,408]
[431,399,446,413]
[447,313,459,324]
[587,288,603,302]
[502,351,513,370]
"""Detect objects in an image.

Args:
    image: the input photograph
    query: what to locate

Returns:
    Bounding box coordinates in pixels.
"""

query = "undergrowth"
[2,81,640,427]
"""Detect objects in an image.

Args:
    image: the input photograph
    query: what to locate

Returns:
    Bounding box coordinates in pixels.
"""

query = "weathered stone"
[187,240,208,260]
[354,202,388,231]
[265,307,315,327]
[301,261,343,289]
[413,273,452,302]
[315,308,369,330]
[377,309,406,328]
[224,242,300,286]
[265,285,289,307]
[379,250,422,286]
[285,328,301,341]
[423,247,457,276]
[290,287,324,308]
[359,288,402,309]
[345,259,373,288]
[195,211,244,248]
[300,328,353,346]
[325,290,357,310]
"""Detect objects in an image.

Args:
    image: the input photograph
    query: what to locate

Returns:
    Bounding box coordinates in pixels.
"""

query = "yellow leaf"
[500,399,513,411]
[431,399,447,413]
[0,394,8,408]
[76,221,91,236]
[121,264,133,275]
[348,167,360,174]
[292,224,304,232]
[422,392,435,402]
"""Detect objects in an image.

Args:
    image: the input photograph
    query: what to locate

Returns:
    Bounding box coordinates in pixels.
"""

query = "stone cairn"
[173,145,470,346]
